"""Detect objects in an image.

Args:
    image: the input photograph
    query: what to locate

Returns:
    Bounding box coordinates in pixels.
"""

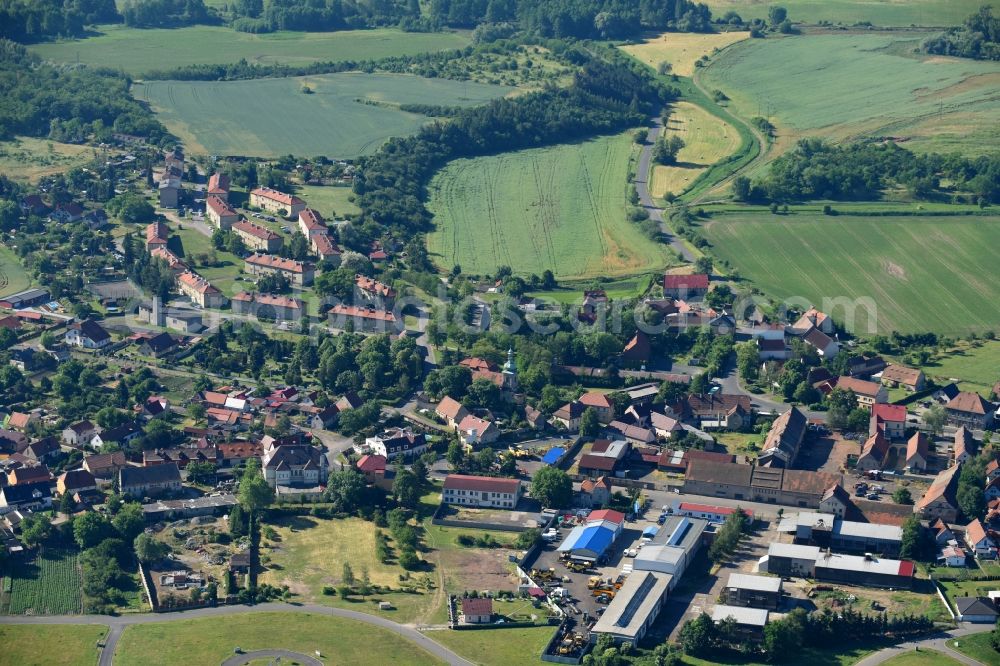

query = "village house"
[146,221,169,251]
[261,442,328,490]
[158,176,180,208]
[793,307,835,335]
[758,406,807,469]
[456,414,499,447]
[24,438,60,464]
[140,332,178,359]
[905,432,929,472]
[232,292,303,322]
[619,330,652,367]
[91,422,143,450]
[663,273,709,300]
[249,187,305,217]
[6,411,35,432]
[685,393,753,430]
[579,392,615,423]
[207,172,230,201]
[356,454,388,488]
[206,195,239,230]
[0,482,52,511]
[847,355,888,379]
[954,427,976,464]
[880,364,926,392]
[233,220,283,253]
[150,247,188,273]
[311,233,341,264]
[966,519,997,559]
[915,464,962,522]
[245,253,315,286]
[856,430,891,472]
[435,396,469,428]
[120,463,182,498]
[460,597,493,624]
[955,597,999,623]
[683,460,841,509]
[297,208,326,239]
[579,439,630,477]
[552,401,586,431]
[57,469,97,496]
[578,476,612,507]
[7,465,51,486]
[831,376,888,411]
[83,451,128,480]
[801,326,840,358]
[870,403,907,441]
[365,428,427,460]
[63,420,99,447]
[177,271,227,309]
[946,392,995,430]
[354,274,396,310]
[327,304,397,332]
[442,474,522,509]
[65,319,111,349]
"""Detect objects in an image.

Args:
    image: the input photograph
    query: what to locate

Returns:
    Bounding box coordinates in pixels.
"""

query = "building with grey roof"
[723,574,783,610]
[590,571,672,645]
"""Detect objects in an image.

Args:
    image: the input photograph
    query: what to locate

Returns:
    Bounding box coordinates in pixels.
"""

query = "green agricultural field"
[701,212,1000,335]
[298,184,361,218]
[427,132,673,280]
[0,624,108,666]
[134,73,511,157]
[30,26,469,76]
[1,547,83,615]
[0,243,31,298]
[114,612,443,666]
[698,33,1000,157]
[701,0,986,26]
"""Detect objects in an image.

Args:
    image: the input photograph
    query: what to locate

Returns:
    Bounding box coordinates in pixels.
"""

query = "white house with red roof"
[233,220,283,253]
[206,195,239,230]
[663,273,709,300]
[207,172,230,201]
[579,392,615,423]
[442,474,521,509]
[250,187,305,217]
[245,253,315,286]
[870,403,906,440]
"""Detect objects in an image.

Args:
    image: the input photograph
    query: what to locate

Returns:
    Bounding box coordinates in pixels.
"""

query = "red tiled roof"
[251,187,304,207]
[329,305,395,322]
[835,376,882,397]
[233,220,280,241]
[588,509,625,524]
[312,233,341,257]
[177,271,220,295]
[579,392,612,409]
[208,172,230,194]
[872,403,907,423]
[664,273,709,289]
[298,208,325,231]
[232,292,302,309]
[443,474,519,494]
[207,195,237,218]
[355,274,395,298]
[947,391,991,415]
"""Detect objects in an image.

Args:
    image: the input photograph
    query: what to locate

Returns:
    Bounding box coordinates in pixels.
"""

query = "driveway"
[0,602,474,666]
[853,626,990,666]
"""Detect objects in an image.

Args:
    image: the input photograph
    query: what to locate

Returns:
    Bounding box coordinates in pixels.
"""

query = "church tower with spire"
[501,347,518,391]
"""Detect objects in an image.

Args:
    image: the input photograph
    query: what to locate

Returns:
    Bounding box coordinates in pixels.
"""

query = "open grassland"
[698,33,1000,158]
[701,212,1000,334]
[1,548,83,615]
[0,137,95,183]
[620,30,749,76]
[298,184,361,218]
[431,625,556,666]
[0,243,31,298]
[914,340,1000,394]
[950,631,1000,666]
[114,612,443,666]
[881,651,963,666]
[168,226,244,297]
[701,0,986,26]
[427,132,673,280]
[30,26,469,76]
[682,644,876,666]
[135,73,511,157]
[0,624,107,666]
[650,101,742,198]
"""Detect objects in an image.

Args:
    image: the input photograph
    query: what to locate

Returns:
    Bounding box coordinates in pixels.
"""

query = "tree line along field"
[619,30,749,77]
[427,131,674,280]
[133,73,512,157]
[700,0,988,26]
[649,101,742,198]
[29,26,470,77]
[698,33,1000,159]
[0,547,83,615]
[701,212,1000,335]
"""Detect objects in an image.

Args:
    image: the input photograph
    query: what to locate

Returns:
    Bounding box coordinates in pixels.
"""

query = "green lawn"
[949,631,1000,666]
[681,644,876,666]
[298,184,361,218]
[915,341,1000,394]
[431,626,556,666]
[698,33,1000,158]
[0,242,31,298]
[30,26,469,76]
[880,649,963,666]
[1,547,83,615]
[168,227,244,298]
[701,0,986,26]
[427,131,674,280]
[701,212,1000,334]
[0,136,96,184]
[114,611,444,665]
[133,73,512,157]
[0,624,107,666]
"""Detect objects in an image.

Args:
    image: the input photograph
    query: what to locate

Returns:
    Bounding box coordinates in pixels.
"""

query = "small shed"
[230,553,251,574]
[541,447,565,465]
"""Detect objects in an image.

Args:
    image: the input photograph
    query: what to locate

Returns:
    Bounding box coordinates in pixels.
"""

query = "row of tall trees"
[923,5,1000,61]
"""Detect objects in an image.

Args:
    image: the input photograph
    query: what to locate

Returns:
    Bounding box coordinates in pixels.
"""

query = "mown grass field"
[949,631,1000,666]
[0,243,31,298]
[0,624,107,666]
[698,33,1000,157]
[620,30,748,76]
[880,651,963,666]
[1,548,83,615]
[701,212,1000,334]
[701,0,986,26]
[30,26,469,76]
[134,73,511,157]
[114,612,443,666]
[298,184,361,218]
[431,625,556,666]
[0,137,95,183]
[650,101,742,198]
[427,132,672,279]
[915,340,1000,394]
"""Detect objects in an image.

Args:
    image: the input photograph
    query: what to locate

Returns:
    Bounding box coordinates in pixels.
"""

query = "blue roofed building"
[557,520,618,562]
[541,447,565,465]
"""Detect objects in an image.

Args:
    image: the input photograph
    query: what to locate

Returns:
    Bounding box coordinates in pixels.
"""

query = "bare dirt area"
[795,434,859,473]
[441,547,519,595]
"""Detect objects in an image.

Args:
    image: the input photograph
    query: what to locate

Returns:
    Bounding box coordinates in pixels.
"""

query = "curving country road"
[0,603,474,666]
[853,626,989,666]
[634,112,695,263]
